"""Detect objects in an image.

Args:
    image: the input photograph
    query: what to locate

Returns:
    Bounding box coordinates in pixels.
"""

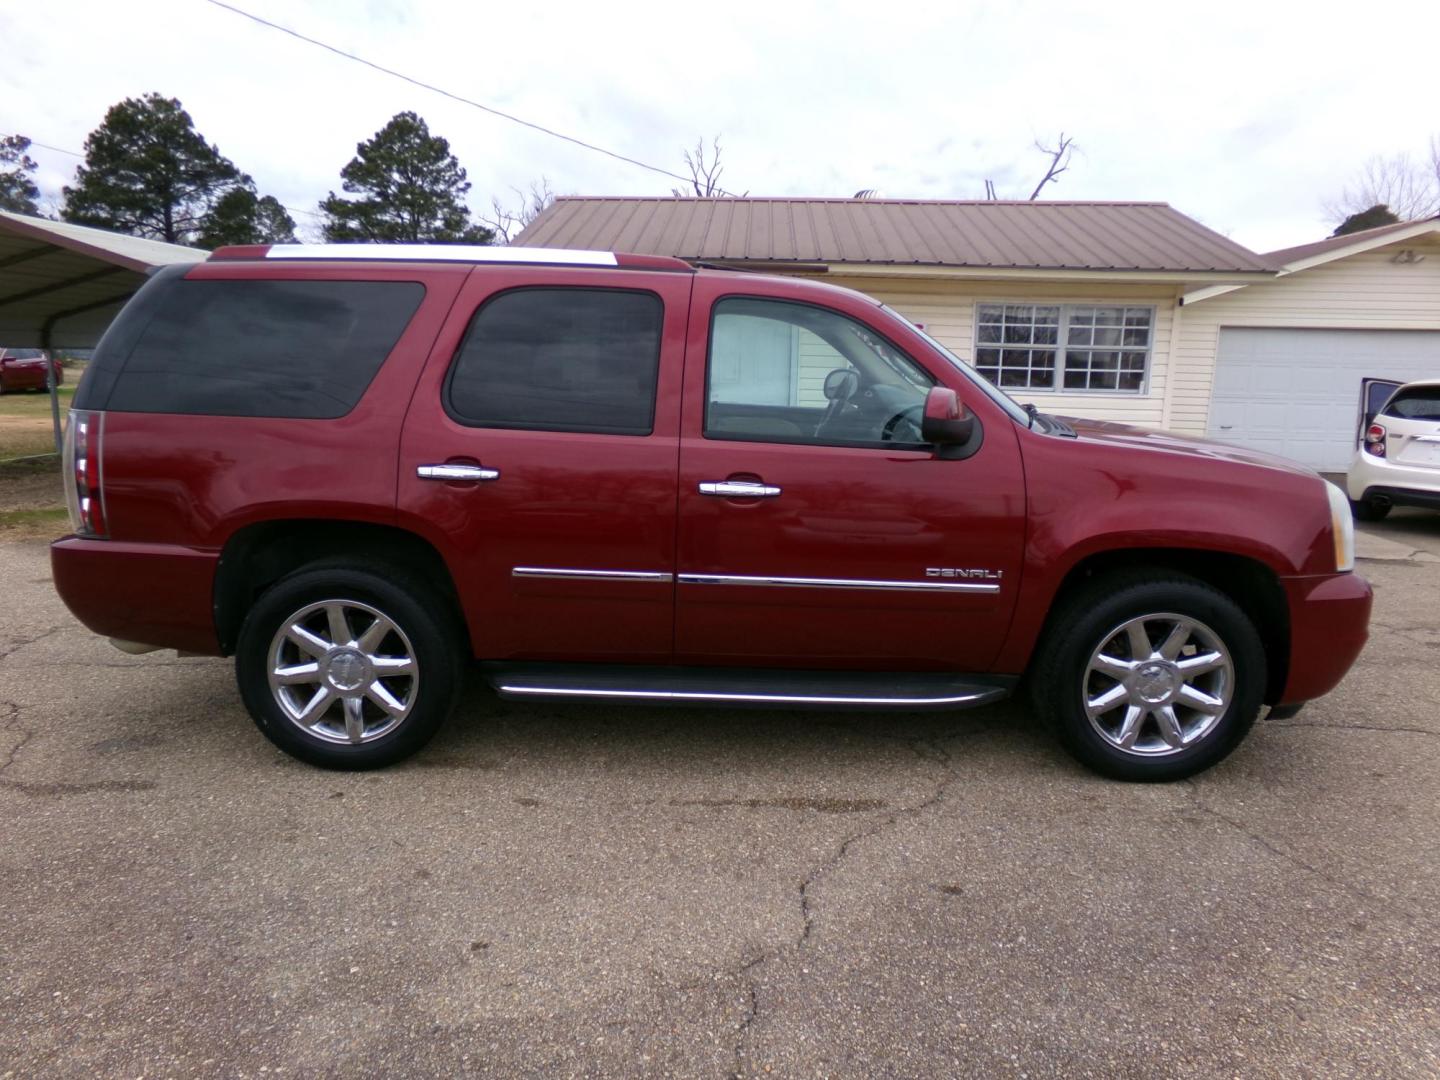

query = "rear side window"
[445,287,663,436]
[1383,387,1440,422]
[98,278,424,418]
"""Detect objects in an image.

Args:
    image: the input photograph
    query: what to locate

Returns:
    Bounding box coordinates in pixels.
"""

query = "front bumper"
[1277,571,1372,705]
[50,536,223,655]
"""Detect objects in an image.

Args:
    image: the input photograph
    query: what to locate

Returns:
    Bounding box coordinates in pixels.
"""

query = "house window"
[975,304,1153,393]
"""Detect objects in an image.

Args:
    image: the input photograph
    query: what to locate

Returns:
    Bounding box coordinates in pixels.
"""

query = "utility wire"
[3,135,81,158]
[199,0,723,194]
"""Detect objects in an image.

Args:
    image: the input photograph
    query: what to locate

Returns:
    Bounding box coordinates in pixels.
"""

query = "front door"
[674,278,1026,672]
[398,267,692,662]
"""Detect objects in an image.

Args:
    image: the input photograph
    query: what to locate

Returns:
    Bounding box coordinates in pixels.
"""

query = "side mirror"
[920,386,975,445]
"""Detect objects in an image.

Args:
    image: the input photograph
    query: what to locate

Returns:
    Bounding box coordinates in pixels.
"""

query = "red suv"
[51,245,1372,780]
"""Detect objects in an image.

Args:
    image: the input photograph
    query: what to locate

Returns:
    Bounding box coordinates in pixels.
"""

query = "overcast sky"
[4,0,1438,253]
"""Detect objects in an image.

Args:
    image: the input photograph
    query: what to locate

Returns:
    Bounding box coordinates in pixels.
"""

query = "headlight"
[1325,480,1354,572]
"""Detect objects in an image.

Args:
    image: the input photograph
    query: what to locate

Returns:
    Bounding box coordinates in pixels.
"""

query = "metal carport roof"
[0,210,205,349]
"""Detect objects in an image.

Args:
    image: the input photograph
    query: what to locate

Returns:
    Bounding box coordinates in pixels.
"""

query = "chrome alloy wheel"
[1082,612,1234,757]
[266,600,418,745]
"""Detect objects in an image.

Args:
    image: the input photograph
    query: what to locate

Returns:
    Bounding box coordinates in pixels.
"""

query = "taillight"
[1363,423,1386,458]
[62,409,107,537]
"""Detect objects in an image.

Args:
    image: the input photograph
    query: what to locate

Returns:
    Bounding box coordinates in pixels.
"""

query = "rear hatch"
[1378,385,1440,469]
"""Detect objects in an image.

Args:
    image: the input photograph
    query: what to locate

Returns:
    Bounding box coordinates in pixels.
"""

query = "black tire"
[235,562,464,769]
[1350,496,1391,522]
[1028,572,1266,782]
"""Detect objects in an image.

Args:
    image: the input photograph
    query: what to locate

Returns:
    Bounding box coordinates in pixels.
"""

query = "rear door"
[397,266,693,662]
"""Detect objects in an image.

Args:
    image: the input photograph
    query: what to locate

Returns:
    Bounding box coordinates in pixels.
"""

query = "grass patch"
[0,505,68,542]
[0,506,67,527]
[0,383,75,417]
[0,386,70,459]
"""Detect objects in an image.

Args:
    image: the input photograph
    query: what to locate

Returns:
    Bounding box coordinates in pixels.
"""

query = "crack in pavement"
[1183,780,1408,916]
[1364,619,1440,652]
[725,720,990,1077]
[0,699,35,777]
[0,625,67,662]
[1270,720,1437,737]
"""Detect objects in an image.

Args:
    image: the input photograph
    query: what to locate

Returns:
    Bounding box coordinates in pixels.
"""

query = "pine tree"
[62,93,243,243]
[320,112,493,243]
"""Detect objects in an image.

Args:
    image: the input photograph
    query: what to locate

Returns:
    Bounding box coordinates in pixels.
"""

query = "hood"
[1059,416,1321,481]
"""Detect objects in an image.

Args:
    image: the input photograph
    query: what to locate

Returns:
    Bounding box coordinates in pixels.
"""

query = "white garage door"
[1208,327,1440,471]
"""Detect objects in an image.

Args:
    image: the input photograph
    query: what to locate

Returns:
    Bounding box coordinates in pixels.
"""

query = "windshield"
[877,305,1031,426]
[4,348,44,360]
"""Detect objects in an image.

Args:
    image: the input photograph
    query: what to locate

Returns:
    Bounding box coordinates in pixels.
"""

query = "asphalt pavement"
[2,519,1438,1078]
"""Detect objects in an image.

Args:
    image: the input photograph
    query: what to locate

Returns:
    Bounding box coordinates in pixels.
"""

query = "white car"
[1347,378,1440,521]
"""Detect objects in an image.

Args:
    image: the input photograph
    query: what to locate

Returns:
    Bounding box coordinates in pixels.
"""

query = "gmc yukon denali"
[50,245,1373,780]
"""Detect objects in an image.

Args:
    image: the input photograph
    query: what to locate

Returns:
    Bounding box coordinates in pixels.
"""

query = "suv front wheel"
[1029,573,1266,781]
[236,563,463,769]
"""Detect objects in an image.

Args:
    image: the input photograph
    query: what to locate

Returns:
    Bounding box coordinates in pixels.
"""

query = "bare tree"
[481,176,556,244]
[1325,147,1440,224]
[1027,132,1075,199]
[670,137,744,197]
[981,133,1077,200]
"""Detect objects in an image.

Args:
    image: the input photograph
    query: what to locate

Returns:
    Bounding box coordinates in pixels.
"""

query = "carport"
[0,210,205,452]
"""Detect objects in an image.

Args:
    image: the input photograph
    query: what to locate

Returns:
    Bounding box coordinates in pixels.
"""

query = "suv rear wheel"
[1029,572,1265,781]
[236,563,463,769]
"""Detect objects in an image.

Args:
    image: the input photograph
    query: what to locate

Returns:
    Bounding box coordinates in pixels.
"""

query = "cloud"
[3,0,1439,250]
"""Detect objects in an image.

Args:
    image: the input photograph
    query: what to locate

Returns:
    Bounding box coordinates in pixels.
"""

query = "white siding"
[1171,237,1440,434]
[796,327,847,406]
[818,276,1182,427]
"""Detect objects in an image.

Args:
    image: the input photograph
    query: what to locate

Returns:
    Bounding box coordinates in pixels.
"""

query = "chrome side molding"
[507,569,1000,593]
[676,572,1000,594]
[512,567,673,582]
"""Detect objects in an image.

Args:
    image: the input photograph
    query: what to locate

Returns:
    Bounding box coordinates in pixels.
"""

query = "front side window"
[446,287,663,436]
[975,303,1153,393]
[706,297,934,448]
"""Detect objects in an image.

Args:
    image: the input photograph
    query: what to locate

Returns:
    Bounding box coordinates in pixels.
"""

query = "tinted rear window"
[1383,387,1440,422]
[95,277,424,418]
[445,287,663,436]
[4,349,44,360]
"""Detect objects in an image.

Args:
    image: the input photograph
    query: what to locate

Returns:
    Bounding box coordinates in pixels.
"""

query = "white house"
[515,199,1440,470]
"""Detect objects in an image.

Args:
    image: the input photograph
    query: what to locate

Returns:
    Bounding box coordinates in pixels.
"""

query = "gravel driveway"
[2,521,1437,1078]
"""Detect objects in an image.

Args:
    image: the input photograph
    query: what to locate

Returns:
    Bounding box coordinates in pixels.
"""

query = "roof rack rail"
[207,244,694,272]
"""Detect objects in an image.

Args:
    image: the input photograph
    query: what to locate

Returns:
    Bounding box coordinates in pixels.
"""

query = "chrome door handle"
[699,480,781,498]
[417,464,500,481]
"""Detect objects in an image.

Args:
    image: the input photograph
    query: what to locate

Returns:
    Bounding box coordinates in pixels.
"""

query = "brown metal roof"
[1263,215,1440,267]
[513,197,1273,275]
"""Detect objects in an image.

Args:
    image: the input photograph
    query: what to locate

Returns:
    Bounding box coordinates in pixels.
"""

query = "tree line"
[0,93,518,247]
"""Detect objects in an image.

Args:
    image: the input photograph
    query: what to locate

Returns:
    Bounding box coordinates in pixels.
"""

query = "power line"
[2,130,324,219]
[2,135,81,158]
[198,0,720,194]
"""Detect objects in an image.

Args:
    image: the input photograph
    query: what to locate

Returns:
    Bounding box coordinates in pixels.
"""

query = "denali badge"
[926,567,1004,581]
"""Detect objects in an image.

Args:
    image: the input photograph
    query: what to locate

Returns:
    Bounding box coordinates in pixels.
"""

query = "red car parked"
[0,347,62,392]
[51,245,1372,780]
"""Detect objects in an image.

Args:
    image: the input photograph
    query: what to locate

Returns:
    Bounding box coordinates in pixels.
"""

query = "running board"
[483,664,1015,711]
